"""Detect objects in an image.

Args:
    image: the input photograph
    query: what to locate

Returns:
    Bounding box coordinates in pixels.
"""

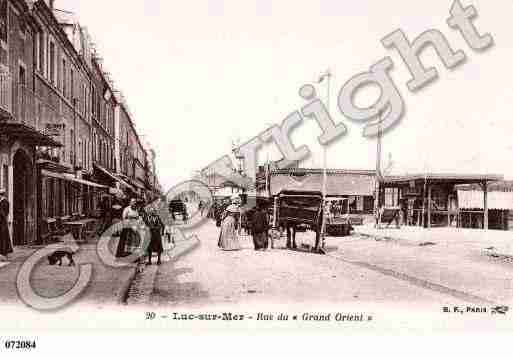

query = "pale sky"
[57,0,513,191]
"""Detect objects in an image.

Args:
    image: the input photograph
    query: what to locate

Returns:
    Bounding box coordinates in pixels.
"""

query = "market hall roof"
[271,168,376,176]
[456,180,513,192]
[269,169,375,197]
[380,173,504,185]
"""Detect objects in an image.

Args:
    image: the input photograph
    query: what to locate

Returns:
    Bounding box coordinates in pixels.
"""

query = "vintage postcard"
[0,0,512,353]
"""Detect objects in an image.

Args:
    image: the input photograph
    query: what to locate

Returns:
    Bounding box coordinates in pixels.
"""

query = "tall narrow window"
[70,69,74,101]
[18,65,25,85]
[82,84,86,116]
[2,164,8,197]
[19,65,26,122]
[38,32,45,73]
[62,58,66,96]
[70,129,75,166]
[49,41,55,84]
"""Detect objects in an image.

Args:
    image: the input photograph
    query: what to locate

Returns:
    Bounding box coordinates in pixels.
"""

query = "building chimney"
[49,0,55,10]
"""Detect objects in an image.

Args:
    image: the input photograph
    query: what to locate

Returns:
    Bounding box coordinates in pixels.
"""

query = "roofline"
[381,173,504,183]
[34,1,92,82]
[270,168,376,176]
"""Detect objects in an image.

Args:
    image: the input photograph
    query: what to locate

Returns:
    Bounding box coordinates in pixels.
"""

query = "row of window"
[35,29,114,136]
[92,131,115,171]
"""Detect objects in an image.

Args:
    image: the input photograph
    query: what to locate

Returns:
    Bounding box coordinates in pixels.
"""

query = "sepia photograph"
[0,0,512,352]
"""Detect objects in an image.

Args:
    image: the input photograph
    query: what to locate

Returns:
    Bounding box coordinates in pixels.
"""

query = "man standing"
[97,195,113,236]
[286,221,297,249]
[198,200,205,217]
[251,203,269,251]
[0,188,13,260]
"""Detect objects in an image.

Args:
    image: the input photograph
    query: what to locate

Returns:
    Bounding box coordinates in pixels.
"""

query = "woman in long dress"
[144,208,164,265]
[218,197,242,251]
[116,198,140,257]
[0,189,13,260]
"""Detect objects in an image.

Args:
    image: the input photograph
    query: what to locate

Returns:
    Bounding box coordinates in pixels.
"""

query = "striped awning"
[42,170,108,189]
[457,190,513,210]
[93,164,135,192]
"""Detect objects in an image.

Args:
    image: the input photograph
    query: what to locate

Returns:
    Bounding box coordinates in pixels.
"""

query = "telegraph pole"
[374,109,383,227]
[320,70,331,251]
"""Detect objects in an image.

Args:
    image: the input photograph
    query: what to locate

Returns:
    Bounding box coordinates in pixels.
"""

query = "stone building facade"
[0,0,161,249]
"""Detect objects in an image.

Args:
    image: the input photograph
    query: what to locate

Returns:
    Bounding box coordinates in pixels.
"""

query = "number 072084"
[4,340,37,350]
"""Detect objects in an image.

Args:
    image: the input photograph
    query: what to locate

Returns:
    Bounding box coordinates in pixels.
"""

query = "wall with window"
[33,4,93,171]
[89,58,115,172]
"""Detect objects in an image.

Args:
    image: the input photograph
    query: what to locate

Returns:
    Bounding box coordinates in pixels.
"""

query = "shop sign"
[403,187,421,197]
[44,123,65,137]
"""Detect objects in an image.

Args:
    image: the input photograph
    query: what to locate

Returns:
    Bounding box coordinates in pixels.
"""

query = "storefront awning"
[93,164,136,192]
[0,122,62,147]
[133,179,147,190]
[457,190,513,210]
[42,169,108,189]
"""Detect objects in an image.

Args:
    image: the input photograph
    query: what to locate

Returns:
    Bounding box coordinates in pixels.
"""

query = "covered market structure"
[378,173,504,230]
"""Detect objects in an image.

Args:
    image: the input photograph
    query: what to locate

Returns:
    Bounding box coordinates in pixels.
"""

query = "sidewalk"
[0,236,137,308]
[354,224,513,257]
[327,225,513,304]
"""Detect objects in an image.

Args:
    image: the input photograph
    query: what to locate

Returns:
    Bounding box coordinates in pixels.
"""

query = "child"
[163,224,175,246]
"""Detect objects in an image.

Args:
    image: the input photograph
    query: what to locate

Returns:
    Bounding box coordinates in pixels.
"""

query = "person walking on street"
[198,200,205,217]
[251,203,269,251]
[164,223,174,246]
[143,208,164,265]
[0,188,13,260]
[97,194,113,236]
[116,198,140,258]
[286,221,297,249]
[218,195,242,251]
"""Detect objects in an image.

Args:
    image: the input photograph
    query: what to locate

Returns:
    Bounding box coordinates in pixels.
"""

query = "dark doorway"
[13,149,32,246]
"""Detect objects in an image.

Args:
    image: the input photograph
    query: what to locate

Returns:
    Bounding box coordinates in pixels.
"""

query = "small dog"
[47,250,76,266]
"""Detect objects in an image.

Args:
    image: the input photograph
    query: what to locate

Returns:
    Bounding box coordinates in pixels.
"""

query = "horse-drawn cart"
[274,190,324,252]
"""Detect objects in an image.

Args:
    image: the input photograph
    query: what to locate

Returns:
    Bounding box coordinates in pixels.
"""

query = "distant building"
[263,168,376,214]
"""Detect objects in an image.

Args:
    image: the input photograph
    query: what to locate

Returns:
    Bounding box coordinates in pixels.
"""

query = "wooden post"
[483,181,488,230]
[447,193,451,227]
[272,196,278,228]
[427,185,432,229]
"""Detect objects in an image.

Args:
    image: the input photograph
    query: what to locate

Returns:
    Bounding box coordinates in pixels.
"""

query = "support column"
[8,163,13,242]
[447,195,450,227]
[483,181,488,230]
[427,185,432,229]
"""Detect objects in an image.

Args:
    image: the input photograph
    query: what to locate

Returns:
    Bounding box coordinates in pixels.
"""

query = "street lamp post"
[264,122,274,199]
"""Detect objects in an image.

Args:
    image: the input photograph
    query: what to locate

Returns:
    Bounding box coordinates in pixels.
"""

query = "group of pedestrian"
[115,197,168,266]
[217,195,271,252]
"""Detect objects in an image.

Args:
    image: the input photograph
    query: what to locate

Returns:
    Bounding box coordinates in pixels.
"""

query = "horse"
[282,211,323,253]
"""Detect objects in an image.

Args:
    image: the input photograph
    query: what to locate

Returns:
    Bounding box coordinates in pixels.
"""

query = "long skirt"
[116,227,140,257]
[0,217,13,257]
[148,229,163,254]
[253,232,268,250]
[218,216,241,251]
